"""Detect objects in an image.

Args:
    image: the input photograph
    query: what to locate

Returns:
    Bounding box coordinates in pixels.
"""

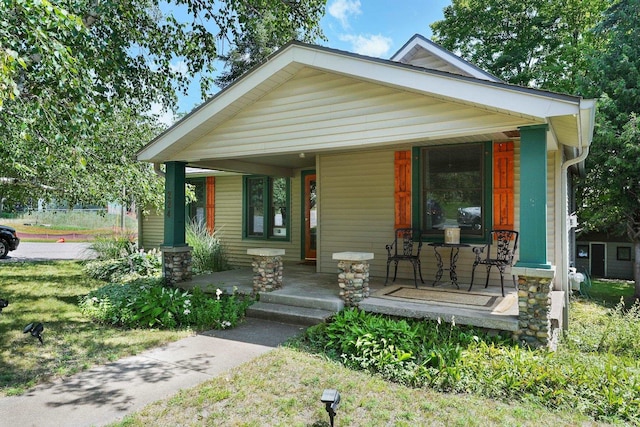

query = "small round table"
[427,242,470,288]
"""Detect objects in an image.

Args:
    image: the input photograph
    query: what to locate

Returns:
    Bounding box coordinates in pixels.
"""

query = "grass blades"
[0,261,191,396]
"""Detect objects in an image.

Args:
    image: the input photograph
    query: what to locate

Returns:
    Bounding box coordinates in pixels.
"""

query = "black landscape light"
[23,322,44,344]
[0,298,8,313]
[321,389,340,427]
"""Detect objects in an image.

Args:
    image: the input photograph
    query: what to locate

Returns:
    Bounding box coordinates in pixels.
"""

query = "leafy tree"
[215,11,299,89]
[578,0,640,296]
[0,0,326,209]
[431,0,609,92]
[580,112,640,281]
[432,0,640,295]
[0,102,166,210]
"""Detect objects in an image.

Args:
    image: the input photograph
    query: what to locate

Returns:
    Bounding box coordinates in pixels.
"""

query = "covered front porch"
[182,263,523,334]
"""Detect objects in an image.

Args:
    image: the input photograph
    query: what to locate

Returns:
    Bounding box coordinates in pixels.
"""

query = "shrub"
[89,233,138,260]
[307,309,498,387]
[83,249,161,282]
[296,306,640,425]
[186,220,230,274]
[79,278,254,330]
[563,298,640,358]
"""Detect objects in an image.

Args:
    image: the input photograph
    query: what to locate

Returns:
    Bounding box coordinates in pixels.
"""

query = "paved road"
[1,242,96,262]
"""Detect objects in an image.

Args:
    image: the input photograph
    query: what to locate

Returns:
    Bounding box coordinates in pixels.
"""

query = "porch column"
[161,161,192,285]
[163,161,187,247]
[516,125,550,269]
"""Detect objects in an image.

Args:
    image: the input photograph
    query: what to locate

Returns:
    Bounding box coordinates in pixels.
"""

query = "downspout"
[560,106,591,330]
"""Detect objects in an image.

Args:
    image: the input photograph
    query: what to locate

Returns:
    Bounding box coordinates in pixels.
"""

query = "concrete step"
[246,302,335,326]
[258,291,344,312]
[360,297,519,332]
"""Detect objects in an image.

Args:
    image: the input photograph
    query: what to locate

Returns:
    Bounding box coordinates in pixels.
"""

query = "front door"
[591,243,606,277]
[303,172,317,260]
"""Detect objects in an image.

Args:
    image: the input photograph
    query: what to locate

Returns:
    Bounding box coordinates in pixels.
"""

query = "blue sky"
[157,0,451,122]
[320,0,451,57]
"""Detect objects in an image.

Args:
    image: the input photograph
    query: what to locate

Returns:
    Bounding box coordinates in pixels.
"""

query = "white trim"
[391,34,501,82]
[138,42,595,164]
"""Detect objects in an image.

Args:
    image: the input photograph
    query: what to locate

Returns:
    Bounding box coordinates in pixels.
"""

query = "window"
[577,244,589,259]
[244,176,289,240]
[420,143,486,238]
[617,246,631,261]
[186,178,206,225]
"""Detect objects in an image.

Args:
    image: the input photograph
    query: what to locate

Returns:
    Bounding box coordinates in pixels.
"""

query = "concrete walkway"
[0,318,306,427]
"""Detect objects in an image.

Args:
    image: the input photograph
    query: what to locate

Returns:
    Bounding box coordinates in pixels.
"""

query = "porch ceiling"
[137,41,595,175]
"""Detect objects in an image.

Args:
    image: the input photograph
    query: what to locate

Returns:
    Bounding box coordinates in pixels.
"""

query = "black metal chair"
[385,228,424,288]
[469,230,519,296]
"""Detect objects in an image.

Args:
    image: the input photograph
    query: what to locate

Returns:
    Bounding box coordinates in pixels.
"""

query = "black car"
[457,206,482,230]
[0,225,20,258]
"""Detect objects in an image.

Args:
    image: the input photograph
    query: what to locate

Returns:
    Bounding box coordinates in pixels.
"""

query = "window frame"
[577,244,590,259]
[411,142,492,243]
[616,246,631,261]
[186,177,206,226]
[242,175,291,241]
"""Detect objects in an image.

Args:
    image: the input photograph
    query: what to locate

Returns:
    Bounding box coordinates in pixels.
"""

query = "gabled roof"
[391,34,502,82]
[137,38,595,174]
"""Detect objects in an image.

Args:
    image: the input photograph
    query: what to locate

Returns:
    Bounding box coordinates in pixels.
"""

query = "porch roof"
[137,39,596,177]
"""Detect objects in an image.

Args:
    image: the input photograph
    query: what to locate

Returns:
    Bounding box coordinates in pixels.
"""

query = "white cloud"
[328,0,361,29]
[339,34,393,58]
[148,102,176,127]
[170,60,189,76]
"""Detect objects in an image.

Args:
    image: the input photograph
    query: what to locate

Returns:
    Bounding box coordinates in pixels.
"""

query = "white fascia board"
[391,34,502,82]
[138,43,585,162]
[579,99,597,147]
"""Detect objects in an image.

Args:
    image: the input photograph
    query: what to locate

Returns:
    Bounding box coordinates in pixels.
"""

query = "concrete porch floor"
[181,263,519,333]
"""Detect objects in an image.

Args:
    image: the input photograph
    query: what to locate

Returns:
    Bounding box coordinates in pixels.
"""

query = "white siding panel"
[316,148,466,284]
[318,150,396,278]
[514,140,521,239]
[140,208,164,250]
[177,68,535,161]
[403,49,474,76]
[547,152,556,264]
[606,243,634,280]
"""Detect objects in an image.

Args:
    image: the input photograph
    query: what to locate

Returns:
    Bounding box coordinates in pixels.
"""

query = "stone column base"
[332,252,374,307]
[511,266,556,348]
[161,245,192,285]
[248,248,285,293]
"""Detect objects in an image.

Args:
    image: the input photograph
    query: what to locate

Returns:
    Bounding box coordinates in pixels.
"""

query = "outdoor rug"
[376,285,516,313]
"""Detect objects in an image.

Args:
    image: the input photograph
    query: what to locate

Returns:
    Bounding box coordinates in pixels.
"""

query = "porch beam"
[516,125,551,269]
[190,159,295,177]
[163,161,188,247]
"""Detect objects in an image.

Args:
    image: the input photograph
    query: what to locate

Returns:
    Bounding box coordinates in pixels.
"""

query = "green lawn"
[111,347,610,427]
[1,261,635,425]
[0,261,190,396]
[586,278,636,307]
[2,211,137,241]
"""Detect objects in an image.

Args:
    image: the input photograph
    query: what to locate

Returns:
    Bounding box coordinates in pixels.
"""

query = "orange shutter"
[493,142,514,230]
[206,176,215,233]
[394,151,412,229]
